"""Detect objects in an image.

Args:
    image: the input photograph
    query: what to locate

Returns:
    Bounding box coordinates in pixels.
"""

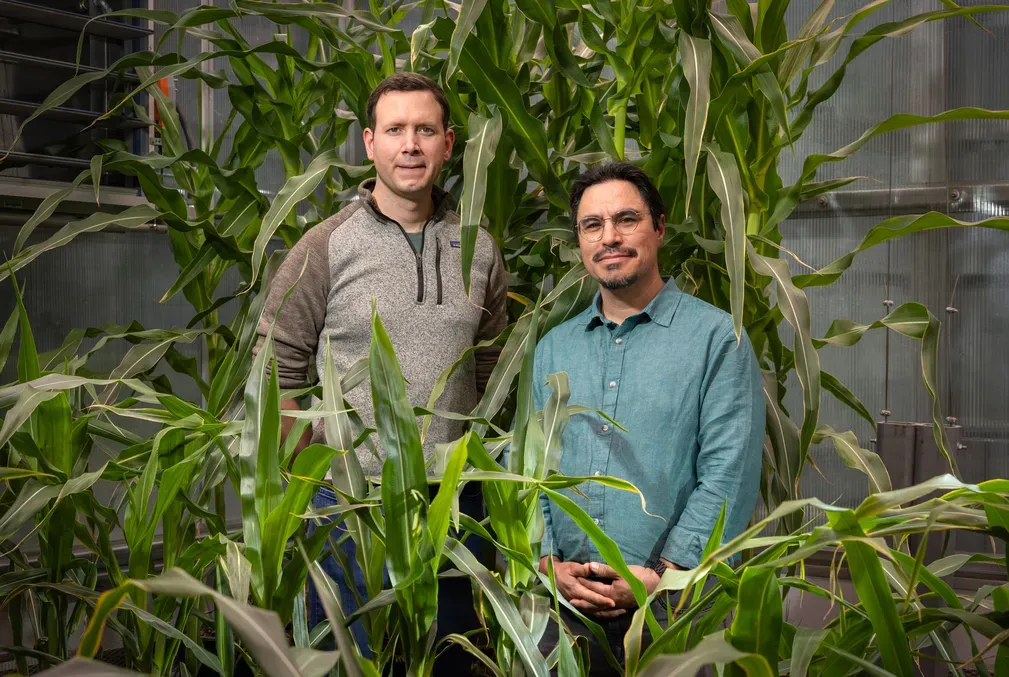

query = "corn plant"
[5,283,1009,676]
[606,474,1009,677]
[0,278,336,674]
[6,0,1009,514]
[306,303,652,676]
[2,0,1009,675]
[0,276,112,671]
[0,284,224,674]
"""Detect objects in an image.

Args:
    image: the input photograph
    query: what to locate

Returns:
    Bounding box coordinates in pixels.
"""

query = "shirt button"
[608,381,616,388]
[594,471,601,476]
[601,424,609,432]
[593,518,600,525]
[615,338,623,345]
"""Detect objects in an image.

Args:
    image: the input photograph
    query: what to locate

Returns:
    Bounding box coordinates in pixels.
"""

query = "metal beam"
[0,50,140,84]
[0,98,148,127]
[794,183,1009,218]
[0,150,89,169]
[0,0,152,40]
[0,176,145,207]
[0,209,166,233]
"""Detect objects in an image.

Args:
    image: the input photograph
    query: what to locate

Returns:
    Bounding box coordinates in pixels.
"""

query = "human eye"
[617,213,639,226]
[581,218,603,233]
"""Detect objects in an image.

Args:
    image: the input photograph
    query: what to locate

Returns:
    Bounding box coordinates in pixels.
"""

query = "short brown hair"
[366,72,451,131]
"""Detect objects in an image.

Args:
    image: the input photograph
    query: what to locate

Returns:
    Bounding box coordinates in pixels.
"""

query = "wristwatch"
[650,559,668,577]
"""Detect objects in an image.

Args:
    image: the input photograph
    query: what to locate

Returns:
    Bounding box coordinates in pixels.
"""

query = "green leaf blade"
[704,142,747,342]
[679,32,712,216]
[459,111,503,294]
[729,566,782,669]
[369,306,427,588]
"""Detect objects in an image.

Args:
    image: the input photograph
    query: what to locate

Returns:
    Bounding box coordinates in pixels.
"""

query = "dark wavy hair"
[569,162,666,233]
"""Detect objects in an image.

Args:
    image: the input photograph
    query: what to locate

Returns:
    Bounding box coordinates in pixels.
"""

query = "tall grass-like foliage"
[2,1,1009,675]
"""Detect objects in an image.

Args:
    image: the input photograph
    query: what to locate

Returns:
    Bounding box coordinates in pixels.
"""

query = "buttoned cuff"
[662,525,704,570]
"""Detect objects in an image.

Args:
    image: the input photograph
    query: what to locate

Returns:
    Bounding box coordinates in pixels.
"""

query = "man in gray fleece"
[253,73,508,665]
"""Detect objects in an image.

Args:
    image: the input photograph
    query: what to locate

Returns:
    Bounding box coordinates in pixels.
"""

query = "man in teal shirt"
[536,163,764,671]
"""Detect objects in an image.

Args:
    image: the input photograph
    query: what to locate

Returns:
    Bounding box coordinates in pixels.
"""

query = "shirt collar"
[583,278,683,330]
[357,178,451,225]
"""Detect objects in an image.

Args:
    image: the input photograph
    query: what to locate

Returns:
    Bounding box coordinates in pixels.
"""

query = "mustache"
[593,246,637,262]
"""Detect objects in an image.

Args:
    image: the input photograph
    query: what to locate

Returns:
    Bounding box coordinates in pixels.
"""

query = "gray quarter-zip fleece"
[254,179,508,476]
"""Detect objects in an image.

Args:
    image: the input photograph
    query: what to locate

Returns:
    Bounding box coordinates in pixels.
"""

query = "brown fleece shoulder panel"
[252,202,363,388]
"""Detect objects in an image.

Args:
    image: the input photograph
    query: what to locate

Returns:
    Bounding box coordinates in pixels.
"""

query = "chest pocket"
[433,235,488,323]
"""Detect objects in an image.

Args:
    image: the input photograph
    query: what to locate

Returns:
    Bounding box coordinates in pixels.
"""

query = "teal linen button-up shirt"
[534,280,764,570]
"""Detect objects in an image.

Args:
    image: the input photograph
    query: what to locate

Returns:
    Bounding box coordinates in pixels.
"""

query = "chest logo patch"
[449,240,461,248]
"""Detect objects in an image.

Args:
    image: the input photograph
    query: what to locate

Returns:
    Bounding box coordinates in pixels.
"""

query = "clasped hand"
[541,558,665,619]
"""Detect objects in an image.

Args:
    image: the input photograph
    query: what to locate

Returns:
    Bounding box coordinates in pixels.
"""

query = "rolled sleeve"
[661,328,764,569]
[663,526,704,571]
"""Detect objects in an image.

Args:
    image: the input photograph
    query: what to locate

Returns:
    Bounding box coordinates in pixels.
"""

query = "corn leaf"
[443,538,549,677]
[828,510,915,676]
[459,110,503,294]
[679,31,711,214]
[704,141,746,342]
[729,566,782,669]
[369,306,426,588]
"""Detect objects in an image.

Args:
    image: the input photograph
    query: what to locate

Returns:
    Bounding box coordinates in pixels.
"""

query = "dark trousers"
[307,483,490,674]
[538,594,720,677]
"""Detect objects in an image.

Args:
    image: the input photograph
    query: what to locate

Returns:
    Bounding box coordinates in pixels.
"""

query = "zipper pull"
[415,250,424,303]
[435,239,443,305]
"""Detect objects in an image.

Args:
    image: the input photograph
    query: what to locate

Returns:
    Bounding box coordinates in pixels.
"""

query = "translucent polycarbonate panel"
[944,0,1009,503]
[956,439,1007,556]
[780,0,946,188]
[0,226,228,551]
[941,2,1009,556]
[887,1,947,189]
[777,0,1009,539]
[947,216,1009,442]
[946,0,1009,185]
[776,213,890,519]
[780,1,900,187]
[781,213,890,441]
[883,228,952,426]
[0,228,200,389]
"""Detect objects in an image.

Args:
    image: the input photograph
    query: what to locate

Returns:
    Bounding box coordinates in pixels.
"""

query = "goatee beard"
[600,273,639,290]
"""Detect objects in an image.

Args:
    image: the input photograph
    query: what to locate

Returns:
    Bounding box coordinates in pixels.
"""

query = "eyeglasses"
[576,210,644,242]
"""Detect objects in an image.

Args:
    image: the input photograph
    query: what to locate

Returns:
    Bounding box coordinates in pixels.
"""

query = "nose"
[600,219,623,247]
[403,130,420,153]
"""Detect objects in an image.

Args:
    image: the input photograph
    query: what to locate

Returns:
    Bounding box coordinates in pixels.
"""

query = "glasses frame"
[576,209,646,243]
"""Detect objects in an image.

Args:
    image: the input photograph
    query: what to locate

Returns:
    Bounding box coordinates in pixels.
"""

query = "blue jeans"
[307,486,384,656]
[307,483,490,670]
